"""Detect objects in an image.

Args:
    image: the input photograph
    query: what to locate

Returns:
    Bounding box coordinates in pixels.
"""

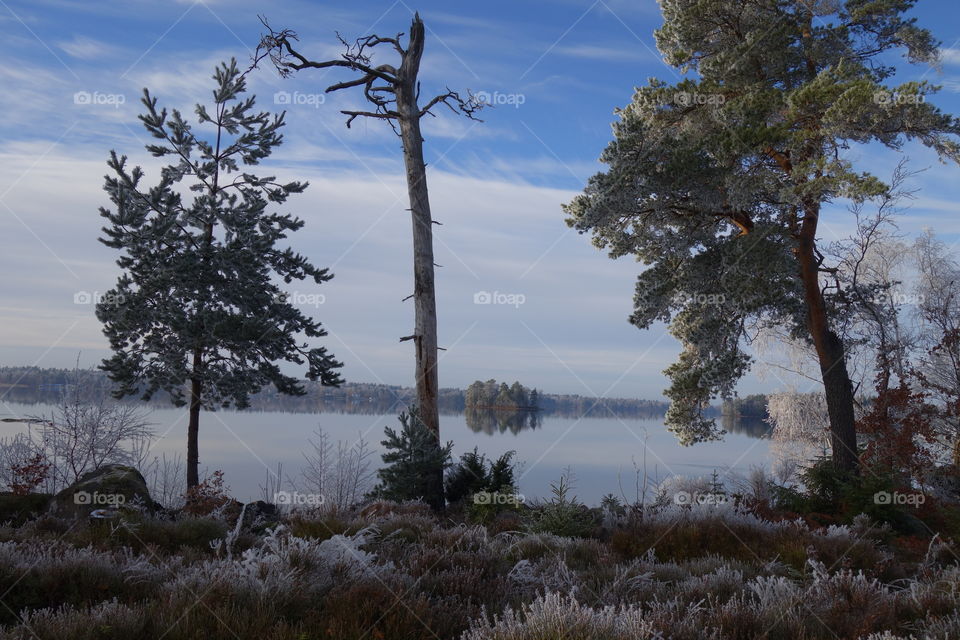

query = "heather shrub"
[0,492,52,525]
[462,592,661,640]
[0,540,161,624]
[0,496,959,639]
[2,599,148,639]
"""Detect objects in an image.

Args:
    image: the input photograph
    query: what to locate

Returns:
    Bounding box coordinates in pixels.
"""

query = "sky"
[1,0,960,401]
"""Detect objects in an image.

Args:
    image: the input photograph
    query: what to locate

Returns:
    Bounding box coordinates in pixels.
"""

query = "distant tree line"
[721,394,769,420]
[1,367,673,418]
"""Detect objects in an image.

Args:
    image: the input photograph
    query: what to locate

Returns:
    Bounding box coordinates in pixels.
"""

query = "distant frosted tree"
[565,0,960,473]
[509,381,529,408]
[96,59,343,488]
[767,391,831,482]
[913,230,960,462]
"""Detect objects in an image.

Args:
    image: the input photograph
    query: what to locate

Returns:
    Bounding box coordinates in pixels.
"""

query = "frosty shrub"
[301,428,374,511]
[462,592,661,640]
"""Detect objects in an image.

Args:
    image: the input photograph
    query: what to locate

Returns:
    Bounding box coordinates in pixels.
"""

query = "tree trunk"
[797,203,860,474]
[187,348,202,489]
[396,15,443,510]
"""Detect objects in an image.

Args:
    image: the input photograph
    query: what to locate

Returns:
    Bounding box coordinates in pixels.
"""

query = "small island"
[464,379,540,411]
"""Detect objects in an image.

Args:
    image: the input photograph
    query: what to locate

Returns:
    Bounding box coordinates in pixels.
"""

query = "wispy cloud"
[58,35,118,60]
[553,43,650,62]
[940,47,960,66]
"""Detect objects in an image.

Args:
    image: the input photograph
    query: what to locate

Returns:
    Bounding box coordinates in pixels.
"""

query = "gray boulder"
[50,464,156,518]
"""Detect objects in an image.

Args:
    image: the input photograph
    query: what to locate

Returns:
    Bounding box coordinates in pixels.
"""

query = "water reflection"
[464,408,542,434]
[722,414,772,439]
[463,408,770,439]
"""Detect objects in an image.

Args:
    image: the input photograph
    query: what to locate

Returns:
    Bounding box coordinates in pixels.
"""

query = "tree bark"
[187,348,202,489]
[797,203,860,474]
[396,16,444,510]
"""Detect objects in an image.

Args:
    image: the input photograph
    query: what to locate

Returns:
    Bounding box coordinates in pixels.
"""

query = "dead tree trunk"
[395,18,440,441]
[255,12,482,510]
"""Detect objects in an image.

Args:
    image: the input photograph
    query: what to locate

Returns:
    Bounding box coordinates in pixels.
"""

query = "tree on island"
[96,60,343,488]
[465,379,539,410]
[565,0,960,474]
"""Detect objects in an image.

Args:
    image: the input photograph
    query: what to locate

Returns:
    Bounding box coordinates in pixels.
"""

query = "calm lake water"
[1,403,771,504]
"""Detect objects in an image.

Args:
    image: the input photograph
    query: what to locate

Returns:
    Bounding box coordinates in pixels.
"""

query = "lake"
[1,402,771,504]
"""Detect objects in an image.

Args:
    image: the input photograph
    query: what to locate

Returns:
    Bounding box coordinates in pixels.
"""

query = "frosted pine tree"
[565,0,960,473]
[96,59,343,488]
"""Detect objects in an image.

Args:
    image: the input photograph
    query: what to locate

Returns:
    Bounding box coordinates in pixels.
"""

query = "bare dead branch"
[420,88,484,121]
[253,16,396,85]
[253,14,485,131]
[342,110,399,128]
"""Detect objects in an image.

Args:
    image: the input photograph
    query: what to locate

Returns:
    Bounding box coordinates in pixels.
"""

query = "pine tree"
[495,383,513,409]
[371,407,453,503]
[565,0,960,473]
[96,59,343,488]
[509,381,528,408]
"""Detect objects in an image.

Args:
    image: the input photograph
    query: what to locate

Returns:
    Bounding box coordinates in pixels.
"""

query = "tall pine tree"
[97,59,343,488]
[565,0,960,473]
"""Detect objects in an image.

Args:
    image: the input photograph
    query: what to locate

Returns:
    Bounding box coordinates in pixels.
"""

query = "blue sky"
[1,0,960,400]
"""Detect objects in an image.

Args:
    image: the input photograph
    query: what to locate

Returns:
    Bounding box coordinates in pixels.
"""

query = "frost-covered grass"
[0,502,959,639]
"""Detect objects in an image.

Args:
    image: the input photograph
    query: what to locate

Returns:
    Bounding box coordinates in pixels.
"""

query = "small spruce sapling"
[369,407,453,507]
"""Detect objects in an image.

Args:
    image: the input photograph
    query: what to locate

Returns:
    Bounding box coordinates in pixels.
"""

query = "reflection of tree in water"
[465,408,542,435]
[722,413,772,439]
